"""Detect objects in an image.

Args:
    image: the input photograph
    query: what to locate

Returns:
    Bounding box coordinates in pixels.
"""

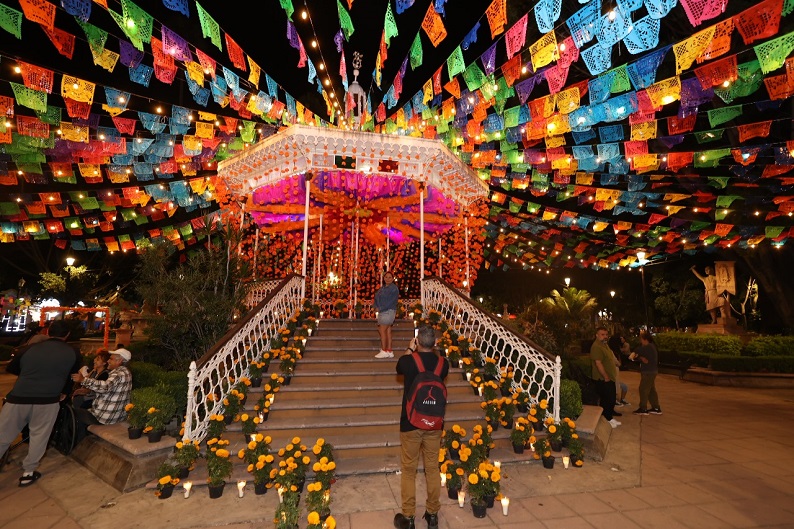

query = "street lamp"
[636,251,649,329]
[610,290,616,298]
[564,277,571,287]
[66,256,75,266]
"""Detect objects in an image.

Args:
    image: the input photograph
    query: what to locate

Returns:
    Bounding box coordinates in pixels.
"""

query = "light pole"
[637,251,649,329]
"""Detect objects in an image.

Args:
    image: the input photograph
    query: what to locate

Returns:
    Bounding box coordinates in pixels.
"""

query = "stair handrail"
[184,274,304,442]
[244,279,288,309]
[422,277,562,422]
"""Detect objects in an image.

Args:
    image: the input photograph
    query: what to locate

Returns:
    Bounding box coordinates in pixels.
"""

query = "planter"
[542,456,555,469]
[570,456,583,468]
[484,494,496,508]
[517,403,529,413]
[283,375,292,386]
[224,415,234,425]
[449,448,460,461]
[297,477,306,493]
[260,411,269,422]
[462,372,469,381]
[254,481,268,495]
[147,429,165,443]
[512,443,525,454]
[550,439,563,452]
[127,427,143,440]
[504,418,514,430]
[447,486,460,500]
[250,377,262,388]
[158,484,174,499]
[177,466,190,480]
[533,421,544,432]
[208,482,225,499]
[486,419,499,432]
[320,509,331,522]
[500,388,511,398]
[471,499,487,518]
[471,386,479,396]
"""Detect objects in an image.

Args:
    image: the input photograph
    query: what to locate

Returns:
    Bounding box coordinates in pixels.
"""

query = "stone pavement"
[1,371,794,529]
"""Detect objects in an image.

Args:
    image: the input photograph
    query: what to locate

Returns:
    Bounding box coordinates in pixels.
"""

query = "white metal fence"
[423,277,562,421]
[184,275,304,442]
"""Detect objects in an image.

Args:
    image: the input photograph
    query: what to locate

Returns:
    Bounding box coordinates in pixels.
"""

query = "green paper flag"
[196,2,222,51]
[409,33,423,70]
[337,0,354,40]
[384,1,398,46]
[0,3,23,39]
[689,221,711,231]
[707,105,742,128]
[715,195,742,208]
[462,62,486,91]
[707,176,729,189]
[610,65,630,93]
[120,0,153,45]
[754,31,794,74]
[35,106,61,126]
[766,226,785,238]
[695,129,724,143]
[279,0,294,20]
[240,120,256,143]
[10,82,47,112]
[447,46,465,78]
[75,19,108,57]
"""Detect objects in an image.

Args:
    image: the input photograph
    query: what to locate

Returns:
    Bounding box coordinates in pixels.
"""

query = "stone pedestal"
[696,319,742,335]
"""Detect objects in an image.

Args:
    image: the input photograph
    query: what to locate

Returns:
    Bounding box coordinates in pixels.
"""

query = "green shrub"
[657,349,711,369]
[128,361,165,389]
[655,332,741,356]
[743,336,794,357]
[155,371,189,412]
[707,355,794,373]
[0,344,14,362]
[559,379,583,420]
[127,341,175,368]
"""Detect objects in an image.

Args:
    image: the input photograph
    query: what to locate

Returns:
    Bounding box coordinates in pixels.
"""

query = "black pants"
[73,408,101,445]
[595,379,616,420]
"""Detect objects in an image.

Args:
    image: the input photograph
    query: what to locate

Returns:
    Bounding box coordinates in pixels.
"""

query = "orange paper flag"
[421,3,447,47]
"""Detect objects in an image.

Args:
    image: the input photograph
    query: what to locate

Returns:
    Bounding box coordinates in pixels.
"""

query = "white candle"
[301,338,307,346]
[237,480,246,497]
[494,460,501,469]
[563,456,570,469]
[501,496,510,516]
[277,486,285,503]
[308,328,313,336]
[183,481,192,498]
[319,311,323,319]
[477,386,483,397]
[457,490,465,508]
[466,372,472,382]
[268,395,275,404]
[458,360,463,368]
[440,472,446,487]
[250,434,257,442]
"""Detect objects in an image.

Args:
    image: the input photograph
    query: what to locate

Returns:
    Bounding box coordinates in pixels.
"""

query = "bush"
[127,341,174,367]
[155,371,189,412]
[743,336,794,357]
[655,332,742,356]
[0,344,14,362]
[707,355,794,373]
[559,379,583,420]
[128,361,165,389]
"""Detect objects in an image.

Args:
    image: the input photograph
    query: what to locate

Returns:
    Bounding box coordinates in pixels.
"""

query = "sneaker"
[422,512,439,529]
[648,408,663,415]
[620,399,631,406]
[633,408,649,415]
[608,418,621,428]
[612,411,623,417]
[394,513,415,529]
[614,401,624,407]
[375,350,394,359]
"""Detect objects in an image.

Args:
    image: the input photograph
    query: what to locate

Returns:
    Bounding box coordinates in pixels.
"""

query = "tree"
[537,287,598,353]
[38,265,98,306]
[135,227,249,370]
[649,275,702,330]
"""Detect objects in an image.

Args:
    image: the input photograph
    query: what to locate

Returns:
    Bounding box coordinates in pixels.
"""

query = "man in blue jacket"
[0,320,81,486]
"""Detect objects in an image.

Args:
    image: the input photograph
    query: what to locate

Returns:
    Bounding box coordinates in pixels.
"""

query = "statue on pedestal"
[690,262,736,324]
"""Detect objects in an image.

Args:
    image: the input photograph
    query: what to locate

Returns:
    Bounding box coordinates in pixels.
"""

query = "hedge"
[654,332,742,356]
[743,336,794,357]
[559,379,583,420]
[707,355,794,373]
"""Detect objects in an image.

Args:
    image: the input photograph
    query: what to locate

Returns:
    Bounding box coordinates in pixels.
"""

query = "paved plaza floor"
[1,370,793,529]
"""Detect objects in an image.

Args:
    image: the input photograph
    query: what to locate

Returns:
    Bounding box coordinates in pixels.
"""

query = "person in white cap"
[71,348,133,433]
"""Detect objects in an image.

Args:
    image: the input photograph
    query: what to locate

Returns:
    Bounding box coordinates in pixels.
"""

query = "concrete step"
[316,319,415,330]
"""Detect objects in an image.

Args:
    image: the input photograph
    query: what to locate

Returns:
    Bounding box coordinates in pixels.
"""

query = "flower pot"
[500,388,511,398]
[127,427,143,440]
[550,439,563,452]
[177,466,190,480]
[517,403,529,413]
[504,418,514,430]
[449,448,460,461]
[542,456,555,469]
[461,372,468,381]
[472,386,479,396]
[512,443,525,454]
[283,375,292,386]
[447,486,460,500]
[223,415,234,425]
[250,377,262,388]
[484,494,496,508]
[297,477,306,493]
[147,429,165,443]
[158,484,174,499]
[320,509,331,522]
[533,421,544,432]
[254,481,268,495]
[208,482,225,499]
[571,456,583,467]
[471,499,487,518]
[487,419,499,432]
[260,411,269,422]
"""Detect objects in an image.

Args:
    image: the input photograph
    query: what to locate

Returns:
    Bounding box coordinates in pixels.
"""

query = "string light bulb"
[301,9,308,19]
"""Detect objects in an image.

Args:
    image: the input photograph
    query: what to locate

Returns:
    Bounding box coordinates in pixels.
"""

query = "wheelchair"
[0,399,78,472]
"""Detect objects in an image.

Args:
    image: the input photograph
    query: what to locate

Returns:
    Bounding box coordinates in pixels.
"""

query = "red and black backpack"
[405,353,447,430]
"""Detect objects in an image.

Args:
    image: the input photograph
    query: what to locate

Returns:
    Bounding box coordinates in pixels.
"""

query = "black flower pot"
[542,456,555,469]
[550,439,563,452]
[158,484,174,499]
[484,494,496,508]
[250,377,262,388]
[208,482,225,498]
[223,415,234,425]
[517,403,528,413]
[147,429,165,443]
[127,427,143,439]
[254,481,268,495]
[512,443,525,454]
[283,375,292,386]
[447,486,460,500]
[471,499,487,518]
[177,466,190,480]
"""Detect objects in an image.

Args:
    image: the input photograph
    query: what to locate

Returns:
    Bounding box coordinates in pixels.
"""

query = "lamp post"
[636,251,649,329]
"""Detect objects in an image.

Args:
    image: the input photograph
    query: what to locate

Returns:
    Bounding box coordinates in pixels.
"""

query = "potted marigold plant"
[533,437,554,469]
[481,400,500,430]
[510,417,532,453]
[567,437,585,467]
[173,438,200,477]
[499,367,514,397]
[238,433,274,494]
[223,388,245,422]
[124,402,146,439]
[332,299,347,318]
[559,417,577,446]
[442,424,466,459]
[466,461,501,517]
[248,360,266,387]
[305,481,332,521]
[499,397,516,428]
[528,399,549,430]
[546,420,563,452]
[206,414,226,439]
[482,357,498,380]
[275,489,301,529]
[239,412,261,441]
[441,459,466,499]
[154,460,180,499]
[513,389,530,413]
[206,437,232,498]
[143,390,177,443]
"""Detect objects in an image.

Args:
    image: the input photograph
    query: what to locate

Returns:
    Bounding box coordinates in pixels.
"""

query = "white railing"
[423,277,562,421]
[244,279,287,309]
[184,275,304,442]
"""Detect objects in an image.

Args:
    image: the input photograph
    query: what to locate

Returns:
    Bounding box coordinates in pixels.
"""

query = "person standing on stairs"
[374,271,399,359]
[394,325,449,529]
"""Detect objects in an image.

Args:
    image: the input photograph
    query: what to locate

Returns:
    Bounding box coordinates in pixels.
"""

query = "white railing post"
[184,361,197,439]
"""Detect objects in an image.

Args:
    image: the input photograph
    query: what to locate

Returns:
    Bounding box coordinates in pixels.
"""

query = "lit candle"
[494,460,501,469]
[237,480,246,497]
[250,434,257,442]
[458,360,463,368]
[183,481,192,498]
[562,456,570,469]
[501,496,510,516]
[457,490,465,508]
[319,311,323,319]
[477,386,483,397]
[466,372,472,382]
[277,486,285,503]
[301,338,307,346]
[440,472,446,487]
[268,394,275,405]
[308,328,313,336]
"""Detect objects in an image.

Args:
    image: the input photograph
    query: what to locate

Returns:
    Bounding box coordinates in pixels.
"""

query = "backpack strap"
[412,352,426,373]
[432,357,445,377]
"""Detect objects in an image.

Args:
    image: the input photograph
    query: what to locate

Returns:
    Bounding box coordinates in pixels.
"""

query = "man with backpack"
[394,325,449,529]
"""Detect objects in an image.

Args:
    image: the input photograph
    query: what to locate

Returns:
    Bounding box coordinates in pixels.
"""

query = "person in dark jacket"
[0,320,81,486]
